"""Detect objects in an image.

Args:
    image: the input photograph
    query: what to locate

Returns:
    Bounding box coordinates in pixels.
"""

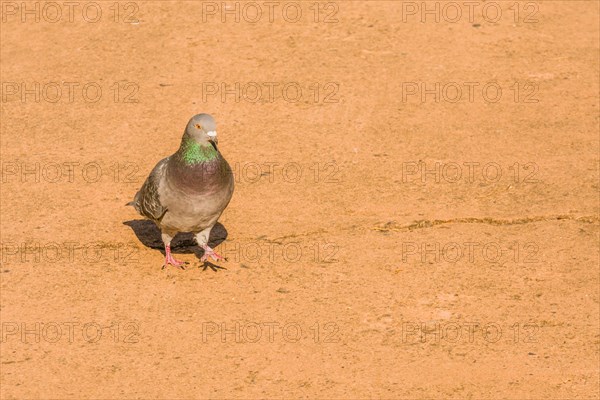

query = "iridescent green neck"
[178,136,219,164]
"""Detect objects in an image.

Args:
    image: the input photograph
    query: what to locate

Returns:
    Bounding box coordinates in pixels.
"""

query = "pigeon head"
[177,113,221,165]
[185,113,218,147]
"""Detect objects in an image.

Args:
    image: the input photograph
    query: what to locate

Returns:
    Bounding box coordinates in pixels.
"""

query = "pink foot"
[162,245,188,270]
[200,245,225,262]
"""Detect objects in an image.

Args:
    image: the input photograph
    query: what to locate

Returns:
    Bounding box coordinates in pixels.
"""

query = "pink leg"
[200,244,225,262]
[162,245,188,269]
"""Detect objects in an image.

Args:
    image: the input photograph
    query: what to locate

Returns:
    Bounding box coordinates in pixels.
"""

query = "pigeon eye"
[195,124,202,129]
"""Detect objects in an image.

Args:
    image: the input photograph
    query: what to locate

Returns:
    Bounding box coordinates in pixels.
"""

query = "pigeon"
[128,113,234,269]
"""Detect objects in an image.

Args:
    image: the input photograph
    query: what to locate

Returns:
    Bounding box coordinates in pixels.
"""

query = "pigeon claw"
[162,261,188,270]
[162,254,188,270]
[200,246,225,263]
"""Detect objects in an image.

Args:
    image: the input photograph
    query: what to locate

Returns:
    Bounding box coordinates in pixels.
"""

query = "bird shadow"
[123,219,228,270]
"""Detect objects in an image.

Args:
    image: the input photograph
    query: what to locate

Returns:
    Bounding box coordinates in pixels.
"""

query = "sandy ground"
[1,1,599,398]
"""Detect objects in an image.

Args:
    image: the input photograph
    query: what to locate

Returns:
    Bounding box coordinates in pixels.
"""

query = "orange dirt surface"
[1,1,599,398]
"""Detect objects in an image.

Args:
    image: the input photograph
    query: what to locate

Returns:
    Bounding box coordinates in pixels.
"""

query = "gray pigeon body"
[129,114,234,268]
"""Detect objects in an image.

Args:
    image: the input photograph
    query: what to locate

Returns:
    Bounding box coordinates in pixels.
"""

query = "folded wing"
[131,157,169,222]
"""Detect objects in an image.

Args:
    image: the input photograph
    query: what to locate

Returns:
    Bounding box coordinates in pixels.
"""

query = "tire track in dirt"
[373,215,599,232]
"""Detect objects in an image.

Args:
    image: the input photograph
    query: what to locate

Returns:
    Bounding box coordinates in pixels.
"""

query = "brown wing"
[131,157,169,222]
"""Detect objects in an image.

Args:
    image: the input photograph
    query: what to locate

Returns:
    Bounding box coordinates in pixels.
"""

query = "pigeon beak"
[207,131,218,149]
